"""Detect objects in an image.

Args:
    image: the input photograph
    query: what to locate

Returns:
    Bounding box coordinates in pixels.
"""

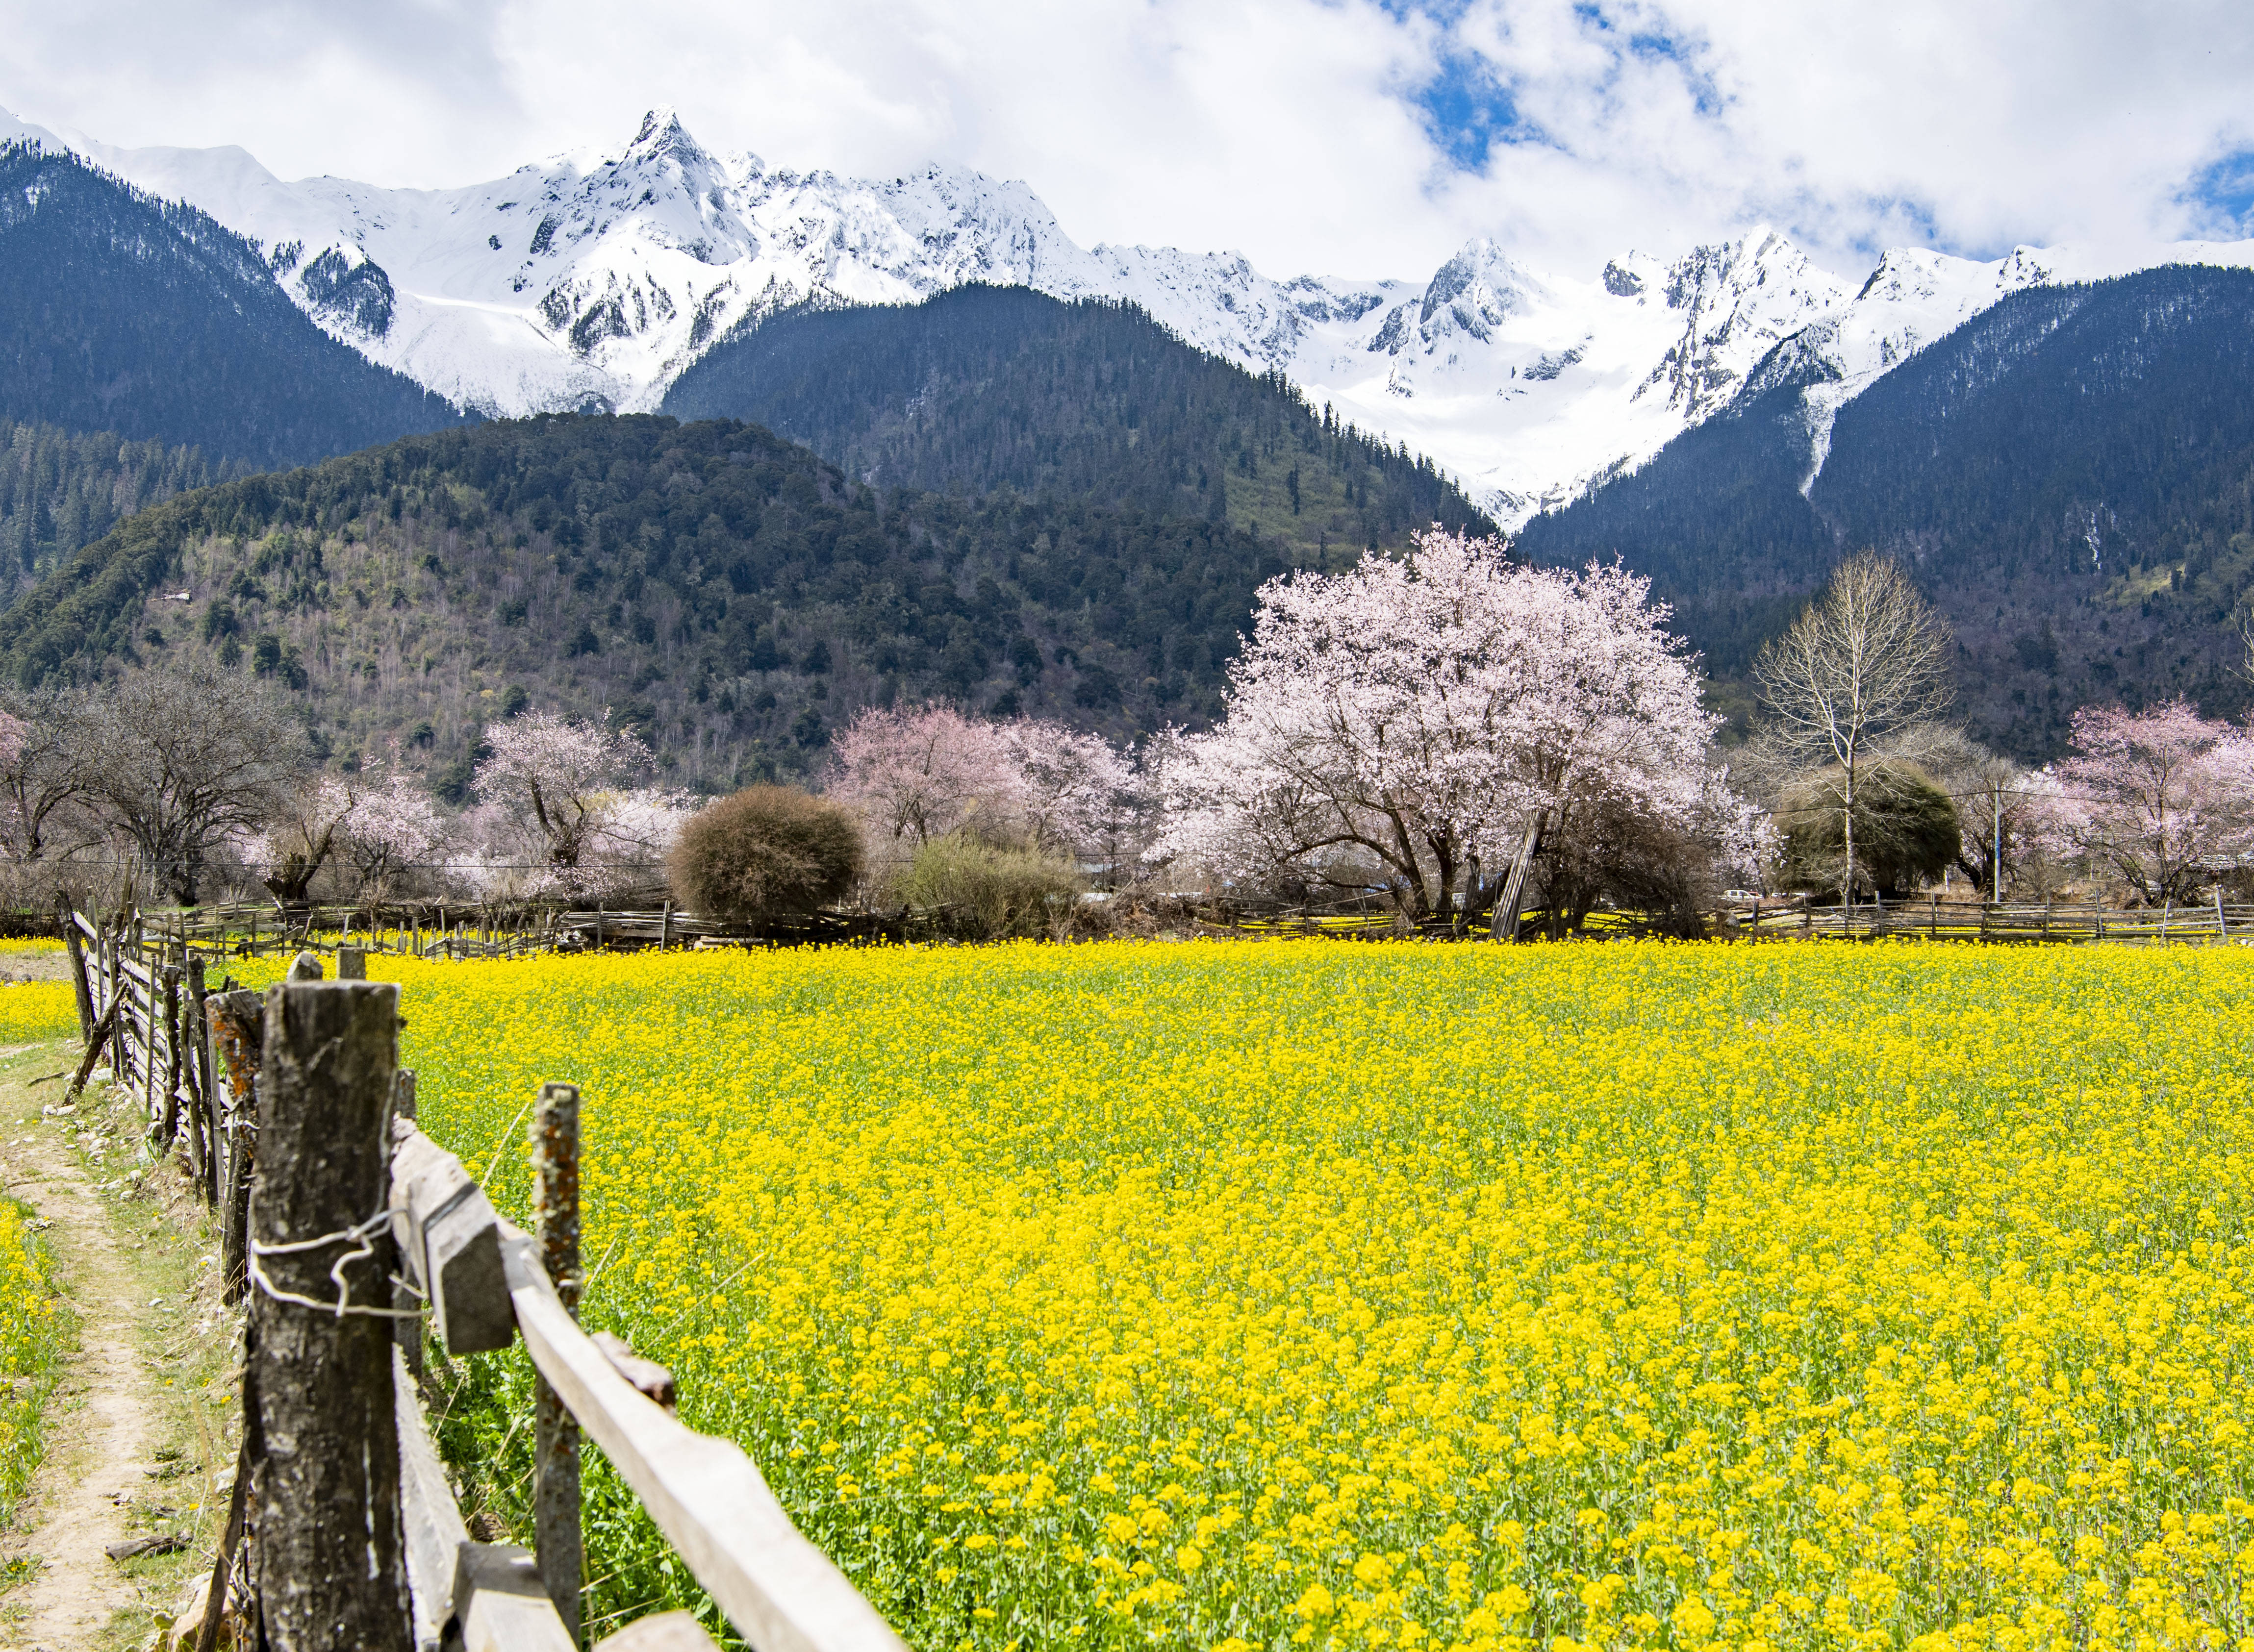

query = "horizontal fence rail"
[1187,893,2254,944]
[1719,896,2254,944]
[121,898,895,959]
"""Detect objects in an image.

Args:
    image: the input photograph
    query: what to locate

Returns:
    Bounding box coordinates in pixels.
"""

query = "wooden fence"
[138,899,588,960]
[118,898,899,960]
[1720,894,2254,944]
[61,909,908,1652]
[1201,892,2254,944]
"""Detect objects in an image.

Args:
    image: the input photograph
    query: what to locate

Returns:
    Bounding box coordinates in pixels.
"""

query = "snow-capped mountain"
[9,103,2254,527]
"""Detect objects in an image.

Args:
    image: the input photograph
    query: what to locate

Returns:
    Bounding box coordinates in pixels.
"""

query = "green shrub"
[667,785,863,922]
[1779,760,1961,899]
[895,834,1083,940]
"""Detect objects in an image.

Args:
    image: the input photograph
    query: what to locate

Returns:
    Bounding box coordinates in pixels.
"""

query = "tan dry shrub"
[667,785,863,922]
[895,834,1083,940]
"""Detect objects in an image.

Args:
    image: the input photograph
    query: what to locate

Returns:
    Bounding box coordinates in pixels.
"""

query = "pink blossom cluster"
[471,712,695,897]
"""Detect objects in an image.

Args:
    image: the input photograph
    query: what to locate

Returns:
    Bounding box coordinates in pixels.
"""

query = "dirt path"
[0,1102,163,1650]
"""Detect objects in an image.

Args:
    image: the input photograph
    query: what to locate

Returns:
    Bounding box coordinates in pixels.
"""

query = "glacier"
[7,103,2254,529]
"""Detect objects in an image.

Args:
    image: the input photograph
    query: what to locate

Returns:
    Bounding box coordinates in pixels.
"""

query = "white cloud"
[2,0,2250,288]
[1427,0,2254,273]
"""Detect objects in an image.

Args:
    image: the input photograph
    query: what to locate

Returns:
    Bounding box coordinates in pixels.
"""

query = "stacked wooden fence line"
[67,917,909,1652]
[1196,894,2254,944]
[1720,896,2254,944]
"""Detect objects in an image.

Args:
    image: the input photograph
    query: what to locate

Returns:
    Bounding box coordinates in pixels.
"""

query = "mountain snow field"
[8,103,2254,526]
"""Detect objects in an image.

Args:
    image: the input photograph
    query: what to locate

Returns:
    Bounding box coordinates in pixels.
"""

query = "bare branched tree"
[0,684,95,862]
[1901,726,2036,895]
[1753,552,1954,906]
[83,664,306,904]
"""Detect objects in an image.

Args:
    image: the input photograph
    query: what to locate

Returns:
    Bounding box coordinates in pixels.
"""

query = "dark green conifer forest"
[0,414,1389,790]
[0,142,469,471]
[660,285,1490,558]
[0,418,240,596]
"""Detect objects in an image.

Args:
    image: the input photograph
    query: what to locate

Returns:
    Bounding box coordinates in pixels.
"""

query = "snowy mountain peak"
[1638,228,1850,420]
[13,102,2254,529]
[625,106,697,161]
[1386,237,1541,351]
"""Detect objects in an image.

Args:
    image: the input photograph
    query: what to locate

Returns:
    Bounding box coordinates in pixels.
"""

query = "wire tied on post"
[247,1206,425,1319]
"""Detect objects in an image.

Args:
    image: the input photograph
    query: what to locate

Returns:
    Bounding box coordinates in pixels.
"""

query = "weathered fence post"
[186,956,213,1199]
[59,893,94,1043]
[104,926,123,1076]
[142,954,159,1130]
[389,1069,425,1377]
[249,973,411,1652]
[161,966,183,1145]
[208,990,266,1302]
[531,1080,584,1640]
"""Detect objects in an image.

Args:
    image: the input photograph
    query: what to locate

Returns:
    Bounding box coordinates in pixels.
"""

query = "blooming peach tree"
[1152,528,1761,923]
[472,711,691,895]
[2035,701,2254,903]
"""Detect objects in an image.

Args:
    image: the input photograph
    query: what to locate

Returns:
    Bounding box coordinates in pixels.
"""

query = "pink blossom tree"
[827,704,1023,859]
[472,711,685,894]
[242,774,359,901]
[2036,702,2254,903]
[999,719,1139,863]
[241,759,453,901]
[334,765,452,898]
[1151,527,1751,925]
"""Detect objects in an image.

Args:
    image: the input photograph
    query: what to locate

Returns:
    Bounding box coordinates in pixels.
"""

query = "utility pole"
[1992,790,2003,900]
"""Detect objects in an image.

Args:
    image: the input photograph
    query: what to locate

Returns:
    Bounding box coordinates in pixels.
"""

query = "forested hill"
[0,413,1357,792]
[1517,265,2254,757]
[0,143,470,470]
[1,418,243,600]
[659,284,1493,559]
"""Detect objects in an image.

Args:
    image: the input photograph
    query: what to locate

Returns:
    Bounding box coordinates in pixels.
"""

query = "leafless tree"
[0,684,95,863]
[1753,552,1954,907]
[82,664,307,905]
[1900,726,2038,896]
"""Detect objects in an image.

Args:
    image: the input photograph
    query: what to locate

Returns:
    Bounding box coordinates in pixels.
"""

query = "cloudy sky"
[2,0,2250,283]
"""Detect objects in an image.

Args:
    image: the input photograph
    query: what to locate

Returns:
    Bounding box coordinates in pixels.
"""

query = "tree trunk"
[1840,761,1857,917]
[1490,811,1546,943]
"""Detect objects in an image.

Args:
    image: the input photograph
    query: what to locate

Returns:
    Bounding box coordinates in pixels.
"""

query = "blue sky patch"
[1414,51,1537,170]
[2180,149,2254,236]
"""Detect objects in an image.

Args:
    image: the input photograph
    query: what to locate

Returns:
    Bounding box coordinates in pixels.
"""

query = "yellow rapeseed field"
[0,975,72,1512]
[0,981,77,1045]
[0,1196,63,1510]
[341,942,2254,1651]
